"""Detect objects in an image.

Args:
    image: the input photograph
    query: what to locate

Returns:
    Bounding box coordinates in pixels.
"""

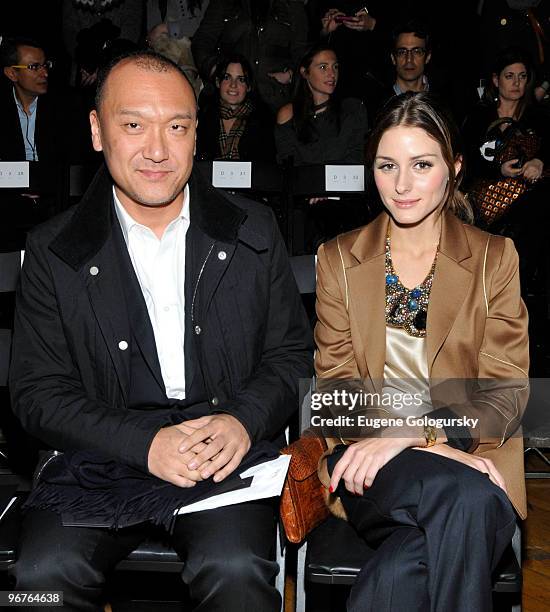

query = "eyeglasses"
[10,60,53,72]
[394,47,426,59]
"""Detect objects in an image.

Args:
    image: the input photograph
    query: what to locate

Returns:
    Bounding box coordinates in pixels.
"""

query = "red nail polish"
[364,484,369,489]
[329,485,334,493]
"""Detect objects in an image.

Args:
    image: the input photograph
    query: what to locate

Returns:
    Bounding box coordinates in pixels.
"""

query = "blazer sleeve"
[314,240,361,381]
[314,240,396,439]
[191,0,225,80]
[441,236,530,453]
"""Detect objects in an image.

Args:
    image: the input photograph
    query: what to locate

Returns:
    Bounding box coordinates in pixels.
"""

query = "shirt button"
[211,397,219,406]
[89,266,99,276]
[218,250,227,261]
[118,340,128,351]
[194,325,202,335]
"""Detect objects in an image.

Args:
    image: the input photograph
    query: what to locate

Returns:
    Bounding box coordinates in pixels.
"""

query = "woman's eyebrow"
[375,153,438,161]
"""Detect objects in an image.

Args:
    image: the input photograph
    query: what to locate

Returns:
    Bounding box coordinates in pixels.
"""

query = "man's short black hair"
[391,20,431,51]
[94,49,197,111]
[0,36,44,68]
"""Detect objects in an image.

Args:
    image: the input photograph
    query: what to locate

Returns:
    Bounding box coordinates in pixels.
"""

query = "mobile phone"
[334,15,357,23]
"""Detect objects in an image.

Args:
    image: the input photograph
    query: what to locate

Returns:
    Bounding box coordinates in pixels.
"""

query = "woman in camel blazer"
[314,92,529,612]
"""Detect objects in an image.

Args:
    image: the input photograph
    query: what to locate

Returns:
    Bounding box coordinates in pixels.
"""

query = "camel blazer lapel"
[346,214,386,392]
[426,213,473,375]
[344,211,475,385]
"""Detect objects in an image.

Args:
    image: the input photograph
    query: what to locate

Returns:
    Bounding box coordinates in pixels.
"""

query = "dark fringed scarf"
[24,442,279,532]
[218,98,253,160]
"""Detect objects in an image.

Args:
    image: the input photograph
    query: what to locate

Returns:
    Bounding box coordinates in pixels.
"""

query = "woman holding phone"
[314,92,529,611]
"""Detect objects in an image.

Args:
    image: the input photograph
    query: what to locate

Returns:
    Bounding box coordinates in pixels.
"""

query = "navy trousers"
[329,448,517,612]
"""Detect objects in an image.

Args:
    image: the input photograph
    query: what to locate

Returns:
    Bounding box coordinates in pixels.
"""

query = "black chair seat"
[0,491,23,572]
[305,516,521,593]
[117,538,184,573]
[524,422,550,447]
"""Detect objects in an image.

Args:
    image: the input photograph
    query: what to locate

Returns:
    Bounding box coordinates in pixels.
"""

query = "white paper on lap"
[176,454,291,515]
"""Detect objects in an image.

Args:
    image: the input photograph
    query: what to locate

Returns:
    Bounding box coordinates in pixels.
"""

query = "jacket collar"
[50,164,249,270]
[349,210,472,266]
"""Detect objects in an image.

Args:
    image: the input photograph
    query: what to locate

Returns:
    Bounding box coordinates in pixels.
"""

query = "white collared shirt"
[113,186,190,400]
[393,75,430,96]
[13,88,38,161]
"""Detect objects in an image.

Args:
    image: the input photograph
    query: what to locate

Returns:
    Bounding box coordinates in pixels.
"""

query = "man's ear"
[89,110,103,152]
[390,52,396,67]
[425,51,432,65]
[3,66,17,83]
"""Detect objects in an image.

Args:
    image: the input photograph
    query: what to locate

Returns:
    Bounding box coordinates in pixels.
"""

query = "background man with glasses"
[0,37,53,162]
[390,20,432,95]
[375,19,468,124]
[0,36,92,220]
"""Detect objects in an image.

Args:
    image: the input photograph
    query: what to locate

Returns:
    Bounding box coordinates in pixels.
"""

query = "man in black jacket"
[192,0,309,113]
[9,50,313,611]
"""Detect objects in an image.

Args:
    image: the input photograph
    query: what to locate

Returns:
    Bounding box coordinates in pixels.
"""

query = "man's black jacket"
[9,166,313,472]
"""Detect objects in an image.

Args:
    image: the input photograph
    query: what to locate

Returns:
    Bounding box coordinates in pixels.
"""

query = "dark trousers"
[10,500,280,612]
[331,448,517,612]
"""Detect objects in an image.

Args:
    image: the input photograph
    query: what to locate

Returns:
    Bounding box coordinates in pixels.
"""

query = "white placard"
[0,161,29,188]
[325,165,364,192]
[212,161,252,189]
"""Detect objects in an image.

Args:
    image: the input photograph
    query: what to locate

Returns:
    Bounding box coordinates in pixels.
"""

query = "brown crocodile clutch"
[280,432,329,544]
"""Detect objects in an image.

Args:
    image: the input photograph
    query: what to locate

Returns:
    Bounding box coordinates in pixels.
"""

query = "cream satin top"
[382,326,432,417]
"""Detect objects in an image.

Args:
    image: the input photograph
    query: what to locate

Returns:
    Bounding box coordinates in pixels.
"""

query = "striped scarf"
[218,99,253,160]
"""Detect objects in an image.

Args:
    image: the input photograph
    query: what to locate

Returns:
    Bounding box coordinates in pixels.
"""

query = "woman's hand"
[343,10,377,31]
[321,8,345,34]
[268,69,292,85]
[521,158,544,182]
[500,159,524,178]
[330,438,413,495]
[415,444,507,493]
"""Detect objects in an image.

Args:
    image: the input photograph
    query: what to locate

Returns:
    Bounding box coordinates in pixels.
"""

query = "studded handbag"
[469,119,548,226]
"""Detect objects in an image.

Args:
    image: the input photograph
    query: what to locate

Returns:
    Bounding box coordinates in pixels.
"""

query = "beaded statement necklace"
[384,230,438,338]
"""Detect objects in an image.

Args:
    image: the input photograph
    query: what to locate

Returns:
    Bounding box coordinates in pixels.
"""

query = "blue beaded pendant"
[410,288,422,299]
[386,274,398,285]
[408,299,419,311]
